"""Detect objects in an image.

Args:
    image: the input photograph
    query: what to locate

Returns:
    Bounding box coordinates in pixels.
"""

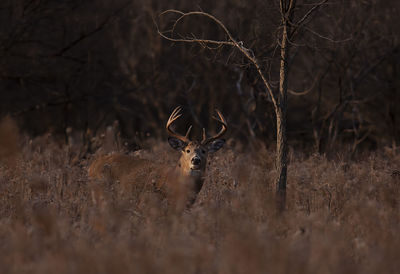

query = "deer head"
[166,106,227,193]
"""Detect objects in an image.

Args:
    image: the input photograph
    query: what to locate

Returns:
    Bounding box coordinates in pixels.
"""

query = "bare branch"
[157,31,235,47]
[303,26,352,43]
[288,73,319,96]
[54,1,131,57]
[292,0,329,33]
[156,10,278,112]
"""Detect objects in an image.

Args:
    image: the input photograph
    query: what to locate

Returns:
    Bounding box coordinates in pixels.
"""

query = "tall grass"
[0,123,399,273]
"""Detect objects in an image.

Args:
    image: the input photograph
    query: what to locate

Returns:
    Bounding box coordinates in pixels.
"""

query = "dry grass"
[1,125,400,273]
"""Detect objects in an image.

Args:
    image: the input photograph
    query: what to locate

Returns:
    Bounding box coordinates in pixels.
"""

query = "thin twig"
[303,26,352,43]
[291,0,329,34]
[288,72,320,96]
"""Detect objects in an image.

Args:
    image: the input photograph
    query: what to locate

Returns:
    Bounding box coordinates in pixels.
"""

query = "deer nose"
[191,157,201,165]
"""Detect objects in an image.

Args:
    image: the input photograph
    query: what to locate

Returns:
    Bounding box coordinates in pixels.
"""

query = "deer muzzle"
[190,156,201,169]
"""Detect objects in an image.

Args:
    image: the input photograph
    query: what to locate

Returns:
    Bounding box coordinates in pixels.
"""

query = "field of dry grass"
[1,118,400,274]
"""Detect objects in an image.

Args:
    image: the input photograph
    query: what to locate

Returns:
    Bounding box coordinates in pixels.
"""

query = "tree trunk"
[276,1,293,212]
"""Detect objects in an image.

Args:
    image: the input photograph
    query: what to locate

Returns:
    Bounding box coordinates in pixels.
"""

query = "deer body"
[88,106,227,206]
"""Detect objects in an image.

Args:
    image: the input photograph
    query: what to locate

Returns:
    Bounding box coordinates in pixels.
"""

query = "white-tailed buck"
[89,106,227,206]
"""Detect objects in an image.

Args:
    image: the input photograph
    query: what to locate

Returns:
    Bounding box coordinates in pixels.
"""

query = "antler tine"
[202,128,206,143]
[185,125,192,139]
[213,109,228,127]
[166,106,191,143]
[167,106,182,124]
[201,109,228,145]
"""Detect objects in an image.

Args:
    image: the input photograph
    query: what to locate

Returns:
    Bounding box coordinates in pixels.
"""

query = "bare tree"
[275,0,296,211]
[156,0,306,211]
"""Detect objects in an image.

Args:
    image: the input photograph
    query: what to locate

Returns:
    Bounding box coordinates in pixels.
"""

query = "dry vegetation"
[0,2,399,272]
[1,119,400,274]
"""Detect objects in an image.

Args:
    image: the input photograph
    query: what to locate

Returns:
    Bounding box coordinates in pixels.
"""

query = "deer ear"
[168,137,186,150]
[208,139,225,153]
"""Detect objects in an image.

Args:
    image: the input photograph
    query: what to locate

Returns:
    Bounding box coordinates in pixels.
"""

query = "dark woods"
[0,0,398,153]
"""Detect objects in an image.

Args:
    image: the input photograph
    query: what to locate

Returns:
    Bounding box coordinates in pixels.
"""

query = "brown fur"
[88,151,206,207]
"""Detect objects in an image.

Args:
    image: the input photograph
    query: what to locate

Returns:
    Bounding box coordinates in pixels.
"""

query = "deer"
[88,106,227,207]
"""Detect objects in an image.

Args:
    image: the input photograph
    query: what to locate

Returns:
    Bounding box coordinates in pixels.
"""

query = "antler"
[201,109,228,145]
[166,106,192,143]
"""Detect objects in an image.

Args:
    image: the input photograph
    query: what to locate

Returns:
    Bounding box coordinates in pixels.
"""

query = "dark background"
[0,0,398,153]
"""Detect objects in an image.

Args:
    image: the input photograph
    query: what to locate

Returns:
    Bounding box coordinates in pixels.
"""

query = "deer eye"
[201,149,205,154]
[186,149,190,153]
